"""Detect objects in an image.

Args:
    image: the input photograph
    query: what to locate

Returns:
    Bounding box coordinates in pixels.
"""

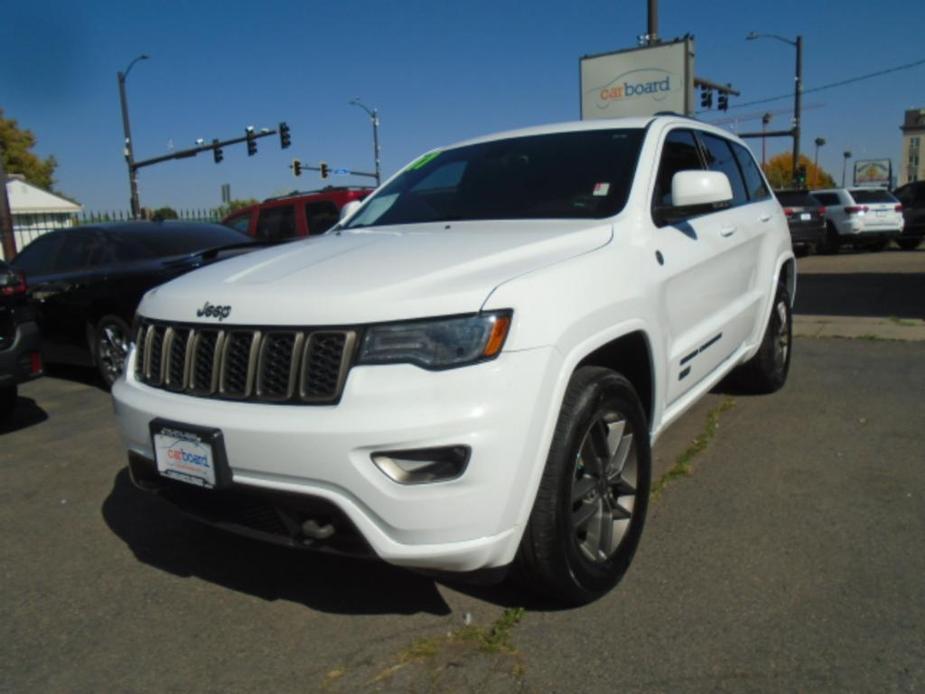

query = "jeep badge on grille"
[197,302,231,321]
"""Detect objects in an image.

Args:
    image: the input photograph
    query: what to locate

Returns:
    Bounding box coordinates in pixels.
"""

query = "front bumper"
[0,319,43,388]
[112,345,560,572]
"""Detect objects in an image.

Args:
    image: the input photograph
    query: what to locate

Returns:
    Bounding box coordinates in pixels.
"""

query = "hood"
[138,219,612,325]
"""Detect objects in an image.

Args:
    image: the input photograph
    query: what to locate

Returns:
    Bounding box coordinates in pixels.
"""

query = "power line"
[722,57,925,111]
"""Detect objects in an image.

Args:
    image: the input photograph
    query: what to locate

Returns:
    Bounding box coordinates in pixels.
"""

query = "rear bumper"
[787,223,825,246]
[0,320,43,388]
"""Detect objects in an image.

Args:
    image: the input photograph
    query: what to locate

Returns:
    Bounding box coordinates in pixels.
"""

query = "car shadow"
[43,364,108,391]
[794,266,925,319]
[0,396,48,434]
[102,468,460,616]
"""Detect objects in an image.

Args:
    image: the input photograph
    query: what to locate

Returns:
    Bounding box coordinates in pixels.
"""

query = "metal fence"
[4,208,222,258]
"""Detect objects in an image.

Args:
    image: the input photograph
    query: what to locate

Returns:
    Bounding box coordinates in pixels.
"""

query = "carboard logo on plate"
[196,301,232,321]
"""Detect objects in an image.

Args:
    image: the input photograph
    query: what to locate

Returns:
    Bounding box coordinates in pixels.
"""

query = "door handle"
[759,213,772,222]
[720,226,737,237]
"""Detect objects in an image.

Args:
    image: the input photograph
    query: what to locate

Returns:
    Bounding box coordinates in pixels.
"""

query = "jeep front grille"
[134,321,356,404]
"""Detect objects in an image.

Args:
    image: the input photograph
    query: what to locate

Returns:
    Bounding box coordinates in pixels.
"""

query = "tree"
[0,108,57,190]
[762,153,835,190]
[218,198,259,218]
[152,206,179,221]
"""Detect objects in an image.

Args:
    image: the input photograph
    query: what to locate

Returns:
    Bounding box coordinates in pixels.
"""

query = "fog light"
[371,446,471,484]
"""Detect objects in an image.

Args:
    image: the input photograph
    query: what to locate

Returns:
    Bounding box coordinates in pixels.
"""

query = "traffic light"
[279,121,291,149]
[320,161,329,179]
[292,158,302,176]
[246,128,257,156]
[796,165,807,187]
[212,139,223,164]
[718,91,728,112]
[700,88,713,109]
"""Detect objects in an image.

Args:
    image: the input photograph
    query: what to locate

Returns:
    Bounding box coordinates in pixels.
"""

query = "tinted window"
[345,129,645,228]
[850,189,897,204]
[775,191,819,207]
[304,201,339,235]
[812,192,840,206]
[10,232,65,274]
[225,213,251,234]
[731,142,770,201]
[256,206,296,241]
[699,133,748,206]
[653,129,703,207]
[111,224,252,258]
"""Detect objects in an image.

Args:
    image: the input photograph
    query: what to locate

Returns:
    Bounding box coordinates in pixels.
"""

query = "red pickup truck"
[222,187,373,242]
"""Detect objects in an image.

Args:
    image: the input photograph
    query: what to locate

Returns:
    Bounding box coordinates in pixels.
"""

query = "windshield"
[345,129,644,229]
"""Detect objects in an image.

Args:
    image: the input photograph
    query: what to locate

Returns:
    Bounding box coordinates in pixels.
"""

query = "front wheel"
[95,315,133,388]
[514,367,651,605]
[733,283,792,394]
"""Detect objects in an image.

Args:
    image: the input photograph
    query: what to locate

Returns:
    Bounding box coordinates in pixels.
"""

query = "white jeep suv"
[811,187,904,253]
[113,116,794,604]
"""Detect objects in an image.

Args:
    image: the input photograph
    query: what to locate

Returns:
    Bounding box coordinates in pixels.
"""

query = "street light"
[117,54,149,218]
[813,137,826,188]
[349,98,381,187]
[761,112,772,166]
[842,150,853,187]
[747,32,803,188]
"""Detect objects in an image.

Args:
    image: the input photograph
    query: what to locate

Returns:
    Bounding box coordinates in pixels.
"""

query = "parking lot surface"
[1,249,923,692]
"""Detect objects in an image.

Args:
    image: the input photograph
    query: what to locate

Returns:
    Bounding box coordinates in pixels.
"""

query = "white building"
[900,108,925,185]
[2,175,82,259]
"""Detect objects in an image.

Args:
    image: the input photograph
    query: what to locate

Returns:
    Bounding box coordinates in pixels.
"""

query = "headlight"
[357,311,512,370]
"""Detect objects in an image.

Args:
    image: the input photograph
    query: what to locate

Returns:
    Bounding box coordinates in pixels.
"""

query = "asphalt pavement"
[1,248,923,693]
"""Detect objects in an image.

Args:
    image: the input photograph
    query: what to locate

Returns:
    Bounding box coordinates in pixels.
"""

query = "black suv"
[774,189,826,254]
[0,260,42,420]
[893,181,925,250]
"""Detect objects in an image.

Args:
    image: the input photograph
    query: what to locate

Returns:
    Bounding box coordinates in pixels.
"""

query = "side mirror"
[339,200,362,222]
[654,170,733,225]
[671,170,733,207]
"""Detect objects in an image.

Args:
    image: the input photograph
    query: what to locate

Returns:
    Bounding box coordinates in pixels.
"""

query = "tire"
[733,283,792,394]
[0,385,17,422]
[897,238,922,251]
[819,223,840,255]
[94,315,133,388]
[514,367,651,605]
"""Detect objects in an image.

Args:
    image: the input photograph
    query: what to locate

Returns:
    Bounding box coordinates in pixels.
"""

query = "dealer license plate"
[800,213,811,221]
[151,420,229,489]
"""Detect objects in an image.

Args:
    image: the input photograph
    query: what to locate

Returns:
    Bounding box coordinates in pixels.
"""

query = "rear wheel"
[897,238,922,251]
[733,283,792,394]
[0,385,17,421]
[820,223,840,255]
[95,315,132,388]
[514,367,650,605]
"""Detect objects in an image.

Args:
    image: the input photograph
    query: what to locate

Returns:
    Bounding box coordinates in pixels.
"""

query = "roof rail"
[262,185,373,202]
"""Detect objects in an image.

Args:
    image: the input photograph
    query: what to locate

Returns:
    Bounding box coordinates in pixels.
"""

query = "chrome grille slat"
[135,320,351,405]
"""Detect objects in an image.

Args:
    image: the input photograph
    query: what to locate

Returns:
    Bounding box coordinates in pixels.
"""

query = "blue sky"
[2,0,923,211]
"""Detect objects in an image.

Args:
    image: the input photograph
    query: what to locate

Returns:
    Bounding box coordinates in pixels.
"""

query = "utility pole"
[761,113,772,166]
[813,137,826,188]
[647,0,659,45]
[842,150,852,187]
[117,54,148,219]
[793,35,803,188]
[0,148,16,260]
[349,98,382,187]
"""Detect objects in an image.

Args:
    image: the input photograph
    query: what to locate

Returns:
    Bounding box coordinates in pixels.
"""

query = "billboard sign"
[580,38,694,120]
[853,159,892,187]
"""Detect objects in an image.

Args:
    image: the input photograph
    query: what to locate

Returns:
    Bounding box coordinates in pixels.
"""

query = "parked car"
[222,187,374,242]
[892,181,925,250]
[10,222,259,387]
[114,116,793,604]
[774,189,826,255]
[0,260,42,420]
[810,188,904,253]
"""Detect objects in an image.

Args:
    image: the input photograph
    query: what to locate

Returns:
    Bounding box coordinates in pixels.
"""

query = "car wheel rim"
[774,300,790,369]
[570,411,637,564]
[98,323,129,383]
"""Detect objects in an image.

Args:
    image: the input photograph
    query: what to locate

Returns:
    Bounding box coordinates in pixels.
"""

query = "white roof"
[5,177,81,214]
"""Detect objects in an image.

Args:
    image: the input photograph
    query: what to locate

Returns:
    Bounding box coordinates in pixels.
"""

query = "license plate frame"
[800,212,811,221]
[149,418,232,489]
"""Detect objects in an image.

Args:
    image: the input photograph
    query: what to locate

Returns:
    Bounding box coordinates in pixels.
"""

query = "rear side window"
[256,206,296,242]
[812,192,840,206]
[304,201,339,235]
[653,129,703,207]
[699,133,748,206]
[849,189,897,204]
[225,213,251,234]
[731,143,770,201]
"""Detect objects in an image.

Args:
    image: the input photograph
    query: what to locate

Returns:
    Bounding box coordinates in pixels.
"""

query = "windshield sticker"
[409,151,442,170]
[593,182,611,197]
